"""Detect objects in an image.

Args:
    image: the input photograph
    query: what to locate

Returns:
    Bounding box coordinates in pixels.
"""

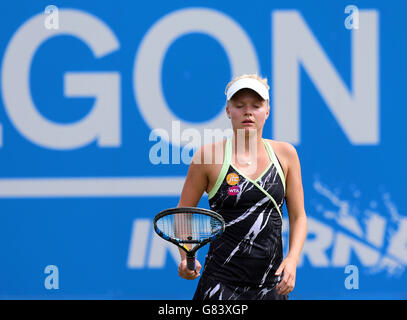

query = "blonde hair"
[224,74,269,96]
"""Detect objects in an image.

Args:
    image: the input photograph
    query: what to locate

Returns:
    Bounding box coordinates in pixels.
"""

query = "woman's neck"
[231,129,263,161]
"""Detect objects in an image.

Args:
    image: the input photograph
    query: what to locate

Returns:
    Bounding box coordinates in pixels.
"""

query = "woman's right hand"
[178,259,201,280]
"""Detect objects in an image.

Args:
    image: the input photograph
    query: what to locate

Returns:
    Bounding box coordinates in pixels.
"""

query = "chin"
[236,127,258,135]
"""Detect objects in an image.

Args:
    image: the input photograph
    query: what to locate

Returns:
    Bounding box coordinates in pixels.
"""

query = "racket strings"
[156,212,222,242]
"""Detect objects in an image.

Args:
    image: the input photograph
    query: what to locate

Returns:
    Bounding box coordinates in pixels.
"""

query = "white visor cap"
[226,78,269,101]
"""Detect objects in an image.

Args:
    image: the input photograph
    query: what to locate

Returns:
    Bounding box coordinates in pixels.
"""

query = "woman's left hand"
[275,256,298,295]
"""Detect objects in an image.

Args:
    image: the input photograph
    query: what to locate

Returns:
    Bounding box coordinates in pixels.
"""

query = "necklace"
[240,157,252,166]
[234,154,253,166]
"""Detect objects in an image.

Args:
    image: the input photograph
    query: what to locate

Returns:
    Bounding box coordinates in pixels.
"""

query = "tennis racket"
[153,207,225,271]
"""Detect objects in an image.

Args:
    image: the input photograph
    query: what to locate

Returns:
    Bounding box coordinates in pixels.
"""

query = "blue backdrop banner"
[0,0,406,299]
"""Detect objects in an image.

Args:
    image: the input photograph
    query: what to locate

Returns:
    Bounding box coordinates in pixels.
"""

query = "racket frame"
[153,207,225,270]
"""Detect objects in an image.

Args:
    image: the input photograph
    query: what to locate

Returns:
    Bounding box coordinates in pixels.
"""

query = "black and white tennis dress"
[193,138,288,300]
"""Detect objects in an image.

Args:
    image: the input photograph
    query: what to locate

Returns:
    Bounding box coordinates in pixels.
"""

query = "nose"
[244,107,253,116]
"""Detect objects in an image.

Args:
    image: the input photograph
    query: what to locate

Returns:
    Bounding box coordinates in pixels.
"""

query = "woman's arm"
[176,144,210,280]
[275,142,307,295]
[177,144,209,208]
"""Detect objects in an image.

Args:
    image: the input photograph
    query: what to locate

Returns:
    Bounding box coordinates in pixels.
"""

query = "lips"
[242,119,255,124]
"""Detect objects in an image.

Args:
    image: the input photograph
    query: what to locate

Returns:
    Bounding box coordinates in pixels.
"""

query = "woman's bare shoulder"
[192,139,227,166]
[265,139,297,156]
[264,139,299,176]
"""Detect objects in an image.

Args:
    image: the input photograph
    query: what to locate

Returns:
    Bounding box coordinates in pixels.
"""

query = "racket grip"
[186,256,196,271]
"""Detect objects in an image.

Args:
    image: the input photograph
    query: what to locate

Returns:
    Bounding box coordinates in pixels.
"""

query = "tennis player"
[177,74,307,300]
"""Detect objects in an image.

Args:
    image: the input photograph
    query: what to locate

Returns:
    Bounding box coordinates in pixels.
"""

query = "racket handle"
[186,255,196,271]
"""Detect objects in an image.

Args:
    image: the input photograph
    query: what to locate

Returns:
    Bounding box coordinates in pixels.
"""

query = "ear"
[265,102,270,119]
[226,104,231,119]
